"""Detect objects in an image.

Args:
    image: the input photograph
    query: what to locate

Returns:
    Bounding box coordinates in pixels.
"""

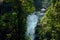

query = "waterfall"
[26,13,38,40]
[26,8,46,40]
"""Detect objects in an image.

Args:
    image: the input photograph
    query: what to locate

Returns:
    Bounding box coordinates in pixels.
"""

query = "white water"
[26,13,38,40]
[26,8,45,40]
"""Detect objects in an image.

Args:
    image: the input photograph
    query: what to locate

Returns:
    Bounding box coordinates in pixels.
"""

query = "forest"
[0,0,60,40]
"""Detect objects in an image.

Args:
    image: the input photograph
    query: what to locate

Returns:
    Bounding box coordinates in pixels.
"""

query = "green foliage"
[20,0,35,13]
[6,34,12,39]
[40,0,60,40]
[0,12,17,29]
[0,0,35,40]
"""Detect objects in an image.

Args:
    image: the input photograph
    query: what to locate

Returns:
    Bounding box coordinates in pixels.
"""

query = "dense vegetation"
[0,0,60,40]
[39,0,60,40]
[0,0,35,40]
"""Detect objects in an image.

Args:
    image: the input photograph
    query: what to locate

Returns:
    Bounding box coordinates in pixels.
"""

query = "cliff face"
[33,0,51,11]
[33,0,43,11]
